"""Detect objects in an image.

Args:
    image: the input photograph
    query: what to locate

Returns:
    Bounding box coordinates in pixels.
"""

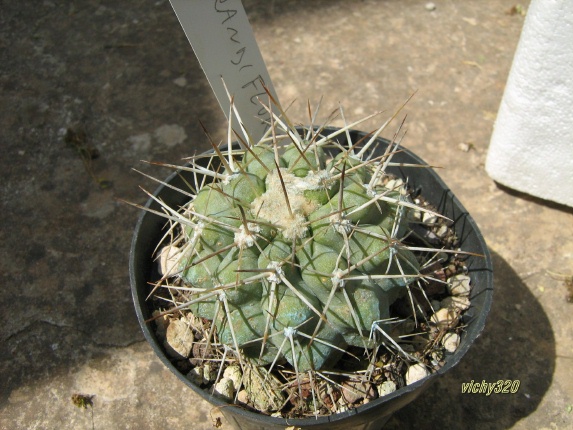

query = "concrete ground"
[1,0,572,429]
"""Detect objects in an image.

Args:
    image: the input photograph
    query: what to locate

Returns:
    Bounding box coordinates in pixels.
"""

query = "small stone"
[458,142,471,152]
[187,367,206,385]
[213,378,234,400]
[385,178,404,190]
[435,224,449,238]
[431,350,444,364]
[430,307,459,329]
[243,365,284,412]
[448,274,471,297]
[342,380,366,404]
[410,209,422,222]
[462,17,478,26]
[425,2,436,11]
[164,319,194,359]
[223,365,242,391]
[191,342,205,359]
[406,363,430,385]
[237,390,249,404]
[337,402,349,413]
[173,76,187,87]
[203,363,217,382]
[441,295,471,311]
[442,332,460,353]
[377,380,397,397]
[158,245,180,277]
[422,211,438,225]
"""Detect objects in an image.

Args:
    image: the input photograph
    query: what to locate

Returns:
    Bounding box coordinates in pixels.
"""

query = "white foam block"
[486,0,573,207]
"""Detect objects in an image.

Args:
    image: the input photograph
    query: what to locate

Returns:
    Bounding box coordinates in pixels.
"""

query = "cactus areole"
[130,102,493,422]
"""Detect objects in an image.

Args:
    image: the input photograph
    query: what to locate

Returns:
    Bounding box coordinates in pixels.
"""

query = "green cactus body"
[170,134,422,373]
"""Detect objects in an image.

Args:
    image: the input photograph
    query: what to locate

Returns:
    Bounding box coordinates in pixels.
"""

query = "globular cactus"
[154,99,443,376]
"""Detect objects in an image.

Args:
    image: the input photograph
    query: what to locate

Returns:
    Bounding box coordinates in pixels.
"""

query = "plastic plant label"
[169,0,280,142]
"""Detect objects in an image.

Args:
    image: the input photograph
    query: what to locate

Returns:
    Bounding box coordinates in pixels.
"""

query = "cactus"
[141,97,471,415]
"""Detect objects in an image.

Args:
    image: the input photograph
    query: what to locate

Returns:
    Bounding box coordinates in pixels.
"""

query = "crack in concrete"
[4,319,145,349]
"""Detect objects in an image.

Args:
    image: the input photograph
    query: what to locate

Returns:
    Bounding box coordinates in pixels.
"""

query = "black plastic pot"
[130,127,493,429]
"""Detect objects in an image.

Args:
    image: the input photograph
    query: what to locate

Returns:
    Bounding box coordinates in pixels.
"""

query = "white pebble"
[448,274,471,297]
[435,224,449,238]
[441,295,470,311]
[173,76,187,87]
[377,380,397,397]
[159,245,180,276]
[203,363,217,382]
[164,319,194,358]
[425,2,436,11]
[223,365,242,391]
[237,390,249,404]
[214,378,234,400]
[337,402,349,413]
[410,210,422,222]
[431,350,444,364]
[406,363,430,385]
[385,178,404,190]
[442,332,460,353]
[431,307,459,329]
[422,211,438,225]
[458,142,471,152]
